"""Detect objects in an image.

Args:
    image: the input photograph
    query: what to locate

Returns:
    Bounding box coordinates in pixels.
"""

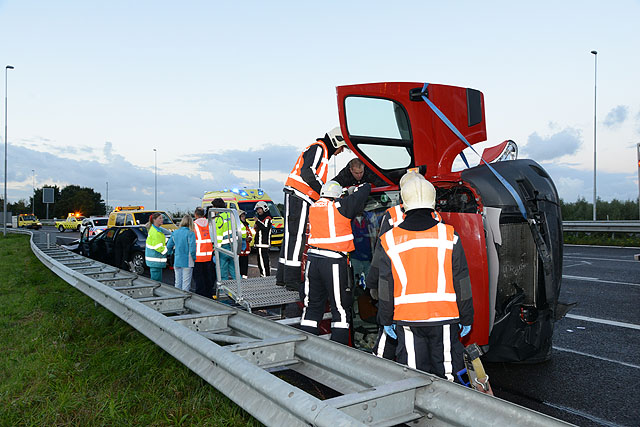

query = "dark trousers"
[193,260,216,298]
[239,255,249,277]
[372,327,398,360]
[299,250,352,345]
[276,192,309,287]
[396,323,465,382]
[257,247,270,277]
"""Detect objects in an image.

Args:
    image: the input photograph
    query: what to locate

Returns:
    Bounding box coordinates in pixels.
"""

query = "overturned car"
[337,82,564,363]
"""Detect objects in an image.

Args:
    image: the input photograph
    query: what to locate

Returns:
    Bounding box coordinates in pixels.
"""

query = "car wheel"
[58,225,64,232]
[131,252,146,275]
[77,225,81,231]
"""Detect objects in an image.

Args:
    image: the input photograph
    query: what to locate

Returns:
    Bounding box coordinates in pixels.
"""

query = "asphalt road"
[35,227,640,425]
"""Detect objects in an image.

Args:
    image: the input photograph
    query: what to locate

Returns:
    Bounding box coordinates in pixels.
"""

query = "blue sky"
[1,0,639,211]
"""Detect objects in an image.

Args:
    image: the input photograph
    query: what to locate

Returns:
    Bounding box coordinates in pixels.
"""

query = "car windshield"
[238,201,281,218]
[93,219,108,226]
[21,215,35,220]
[133,212,173,225]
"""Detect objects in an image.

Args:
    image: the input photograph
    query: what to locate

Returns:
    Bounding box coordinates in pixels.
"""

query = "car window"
[238,201,281,218]
[94,219,108,226]
[105,229,117,240]
[115,213,125,226]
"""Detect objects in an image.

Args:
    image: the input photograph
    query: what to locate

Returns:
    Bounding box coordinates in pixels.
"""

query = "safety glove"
[459,324,471,337]
[383,324,397,339]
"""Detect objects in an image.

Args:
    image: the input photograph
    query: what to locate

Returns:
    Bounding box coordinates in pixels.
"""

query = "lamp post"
[31,169,34,215]
[258,157,262,188]
[106,181,109,215]
[3,64,14,237]
[591,50,598,221]
[153,148,157,209]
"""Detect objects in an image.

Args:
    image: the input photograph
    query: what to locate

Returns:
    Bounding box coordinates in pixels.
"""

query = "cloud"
[6,143,304,211]
[523,127,582,161]
[603,105,629,128]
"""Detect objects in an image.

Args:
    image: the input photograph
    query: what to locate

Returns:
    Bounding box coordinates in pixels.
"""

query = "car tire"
[58,225,64,232]
[77,225,81,231]
[131,252,146,275]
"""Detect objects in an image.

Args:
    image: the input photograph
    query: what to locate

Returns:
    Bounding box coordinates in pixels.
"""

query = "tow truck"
[11,214,42,229]
[202,188,284,246]
[55,213,85,232]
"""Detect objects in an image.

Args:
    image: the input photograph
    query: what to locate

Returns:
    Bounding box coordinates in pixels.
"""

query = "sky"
[1,0,639,212]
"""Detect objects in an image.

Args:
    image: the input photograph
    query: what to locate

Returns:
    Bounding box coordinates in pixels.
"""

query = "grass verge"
[563,232,640,247]
[0,234,259,426]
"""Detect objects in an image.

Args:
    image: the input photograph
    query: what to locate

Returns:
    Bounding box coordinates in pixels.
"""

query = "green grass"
[0,234,260,426]
[563,232,640,247]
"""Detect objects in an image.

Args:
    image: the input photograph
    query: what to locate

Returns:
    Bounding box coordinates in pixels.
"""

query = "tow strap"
[419,83,528,220]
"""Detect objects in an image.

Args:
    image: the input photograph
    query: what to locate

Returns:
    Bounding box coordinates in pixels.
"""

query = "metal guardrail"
[17,230,571,426]
[562,221,640,233]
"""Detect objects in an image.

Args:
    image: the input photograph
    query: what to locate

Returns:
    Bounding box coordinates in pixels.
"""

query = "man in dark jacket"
[332,158,386,188]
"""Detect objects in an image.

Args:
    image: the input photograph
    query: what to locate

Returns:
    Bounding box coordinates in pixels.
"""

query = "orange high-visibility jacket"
[194,222,213,262]
[380,222,459,322]
[285,140,329,202]
[308,198,354,252]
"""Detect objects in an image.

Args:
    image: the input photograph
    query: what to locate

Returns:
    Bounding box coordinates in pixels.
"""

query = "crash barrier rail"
[562,220,640,233]
[208,208,298,312]
[15,230,571,427]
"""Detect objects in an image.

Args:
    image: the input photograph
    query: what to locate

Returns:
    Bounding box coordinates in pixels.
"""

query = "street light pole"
[591,50,598,221]
[31,169,34,215]
[637,143,640,220]
[153,148,157,210]
[3,65,14,237]
[106,181,109,215]
[258,157,262,188]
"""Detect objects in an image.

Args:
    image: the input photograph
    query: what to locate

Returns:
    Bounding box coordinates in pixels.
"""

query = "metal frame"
[563,221,640,233]
[18,230,570,426]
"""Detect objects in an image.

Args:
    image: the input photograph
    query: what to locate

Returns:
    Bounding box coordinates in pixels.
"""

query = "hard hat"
[327,127,347,150]
[255,201,269,212]
[320,180,343,198]
[400,172,436,211]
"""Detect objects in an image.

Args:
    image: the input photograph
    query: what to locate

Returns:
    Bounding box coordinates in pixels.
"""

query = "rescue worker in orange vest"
[368,178,443,360]
[276,127,348,290]
[193,206,216,298]
[371,172,473,381]
[300,180,371,345]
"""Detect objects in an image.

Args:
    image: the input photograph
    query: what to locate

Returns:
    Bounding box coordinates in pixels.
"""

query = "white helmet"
[320,180,343,198]
[255,201,268,212]
[327,127,347,150]
[400,172,436,211]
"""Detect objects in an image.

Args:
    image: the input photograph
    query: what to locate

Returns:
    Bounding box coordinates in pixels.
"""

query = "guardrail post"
[46,233,50,249]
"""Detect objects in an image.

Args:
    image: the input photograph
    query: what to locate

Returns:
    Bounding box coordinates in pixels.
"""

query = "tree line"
[1,185,105,219]
[560,197,639,221]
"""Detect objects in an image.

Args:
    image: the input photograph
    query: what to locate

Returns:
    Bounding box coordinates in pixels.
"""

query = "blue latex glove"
[383,325,397,339]
[459,324,471,337]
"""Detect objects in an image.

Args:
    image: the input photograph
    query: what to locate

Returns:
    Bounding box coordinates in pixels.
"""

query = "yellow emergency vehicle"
[201,188,284,246]
[12,214,42,229]
[107,206,178,231]
[55,213,85,232]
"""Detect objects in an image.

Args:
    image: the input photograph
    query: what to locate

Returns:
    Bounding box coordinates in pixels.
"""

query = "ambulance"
[201,188,284,246]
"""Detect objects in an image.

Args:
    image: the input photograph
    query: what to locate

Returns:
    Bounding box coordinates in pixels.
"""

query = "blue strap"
[420,83,527,219]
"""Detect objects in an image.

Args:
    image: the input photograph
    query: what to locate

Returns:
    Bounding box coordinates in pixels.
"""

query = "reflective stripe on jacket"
[308,198,354,252]
[194,221,213,262]
[284,140,329,202]
[380,222,459,322]
[145,225,168,268]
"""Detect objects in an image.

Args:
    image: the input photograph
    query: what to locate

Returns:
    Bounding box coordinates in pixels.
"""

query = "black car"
[78,225,172,274]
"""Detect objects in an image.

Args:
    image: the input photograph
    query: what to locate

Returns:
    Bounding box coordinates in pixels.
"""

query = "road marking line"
[564,255,638,263]
[554,346,640,370]
[565,314,640,331]
[542,401,622,427]
[562,275,640,287]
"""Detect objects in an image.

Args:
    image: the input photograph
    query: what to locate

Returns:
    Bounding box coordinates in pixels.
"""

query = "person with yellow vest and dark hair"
[276,127,348,290]
[300,180,371,345]
[372,171,473,382]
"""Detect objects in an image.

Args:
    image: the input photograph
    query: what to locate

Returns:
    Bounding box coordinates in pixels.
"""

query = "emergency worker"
[238,211,252,278]
[193,206,216,298]
[145,212,168,282]
[211,198,237,280]
[332,157,386,188]
[276,127,348,290]
[253,201,272,277]
[300,180,371,345]
[372,172,473,381]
